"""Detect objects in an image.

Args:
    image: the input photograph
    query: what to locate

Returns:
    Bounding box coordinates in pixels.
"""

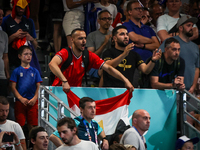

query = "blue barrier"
[49,87,177,150]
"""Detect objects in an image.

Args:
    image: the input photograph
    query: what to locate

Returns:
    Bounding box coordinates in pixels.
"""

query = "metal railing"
[38,85,78,150]
[178,90,200,149]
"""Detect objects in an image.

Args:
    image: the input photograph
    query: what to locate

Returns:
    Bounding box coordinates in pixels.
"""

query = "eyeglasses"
[99,17,112,21]
[133,7,144,11]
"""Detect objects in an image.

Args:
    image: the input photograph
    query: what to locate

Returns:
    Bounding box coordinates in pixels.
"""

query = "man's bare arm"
[3,53,9,79]
[189,68,199,94]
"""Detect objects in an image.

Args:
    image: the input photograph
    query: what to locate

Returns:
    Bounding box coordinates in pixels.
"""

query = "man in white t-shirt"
[0,96,26,150]
[157,0,198,42]
[56,117,98,150]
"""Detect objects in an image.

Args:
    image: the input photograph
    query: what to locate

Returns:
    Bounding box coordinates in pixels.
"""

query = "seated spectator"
[29,126,49,150]
[175,135,199,150]
[56,117,98,150]
[124,145,136,150]
[10,46,42,131]
[150,37,185,90]
[157,0,198,42]
[109,143,126,150]
[49,97,109,149]
[0,6,9,97]
[0,96,26,150]
[102,25,161,88]
[0,131,23,150]
[149,3,163,42]
[120,109,151,150]
[141,7,151,25]
[95,0,117,21]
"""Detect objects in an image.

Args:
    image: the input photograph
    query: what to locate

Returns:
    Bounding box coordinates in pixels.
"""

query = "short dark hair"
[29,126,46,148]
[18,45,32,55]
[127,0,139,12]
[79,97,95,109]
[164,37,180,48]
[0,96,9,105]
[109,143,126,150]
[112,25,127,37]
[71,28,84,36]
[98,9,111,19]
[57,117,76,131]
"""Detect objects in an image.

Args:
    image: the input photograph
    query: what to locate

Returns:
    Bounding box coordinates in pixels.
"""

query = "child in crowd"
[10,45,42,131]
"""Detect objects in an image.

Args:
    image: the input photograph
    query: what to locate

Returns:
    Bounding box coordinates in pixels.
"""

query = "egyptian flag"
[66,90,132,135]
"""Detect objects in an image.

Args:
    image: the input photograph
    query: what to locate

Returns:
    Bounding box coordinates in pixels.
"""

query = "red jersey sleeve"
[88,51,105,70]
[55,48,69,66]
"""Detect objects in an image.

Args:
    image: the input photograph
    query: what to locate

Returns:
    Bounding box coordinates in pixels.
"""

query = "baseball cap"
[175,135,199,150]
[176,15,198,28]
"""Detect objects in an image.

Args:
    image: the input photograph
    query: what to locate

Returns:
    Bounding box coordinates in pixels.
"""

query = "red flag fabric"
[112,12,122,28]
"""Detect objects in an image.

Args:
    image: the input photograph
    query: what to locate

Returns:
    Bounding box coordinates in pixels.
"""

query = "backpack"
[60,47,89,85]
[139,53,180,88]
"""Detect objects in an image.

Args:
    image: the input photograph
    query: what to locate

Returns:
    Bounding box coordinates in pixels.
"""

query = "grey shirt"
[0,30,8,79]
[86,30,111,58]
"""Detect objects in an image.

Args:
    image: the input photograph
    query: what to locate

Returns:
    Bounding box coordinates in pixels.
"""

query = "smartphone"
[22,28,29,32]
[2,134,13,142]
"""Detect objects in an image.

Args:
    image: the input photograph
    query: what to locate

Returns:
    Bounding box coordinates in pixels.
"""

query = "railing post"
[57,101,64,120]
[38,86,42,126]
[179,91,184,136]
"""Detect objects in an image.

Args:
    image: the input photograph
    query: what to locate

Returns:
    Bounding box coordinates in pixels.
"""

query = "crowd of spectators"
[0,0,200,149]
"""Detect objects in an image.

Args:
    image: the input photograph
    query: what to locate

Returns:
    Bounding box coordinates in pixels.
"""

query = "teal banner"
[49,87,177,150]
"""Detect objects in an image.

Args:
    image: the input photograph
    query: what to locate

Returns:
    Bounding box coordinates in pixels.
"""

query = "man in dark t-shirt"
[102,25,161,88]
[150,37,185,90]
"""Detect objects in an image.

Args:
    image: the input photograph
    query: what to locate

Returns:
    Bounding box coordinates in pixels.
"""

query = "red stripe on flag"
[66,90,132,115]
[112,12,122,28]
[95,90,132,115]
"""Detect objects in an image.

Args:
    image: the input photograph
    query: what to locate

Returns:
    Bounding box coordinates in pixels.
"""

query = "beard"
[183,27,193,37]
[117,40,128,47]
[0,116,7,122]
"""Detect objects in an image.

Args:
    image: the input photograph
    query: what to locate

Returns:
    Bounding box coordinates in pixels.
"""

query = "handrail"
[184,89,200,103]
[40,85,78,117]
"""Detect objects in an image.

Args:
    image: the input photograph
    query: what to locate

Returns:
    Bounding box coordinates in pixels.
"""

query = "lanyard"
[132,126,147,149]
[81,117,98,145]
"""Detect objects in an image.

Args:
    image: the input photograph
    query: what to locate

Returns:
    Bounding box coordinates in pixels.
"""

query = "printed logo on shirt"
[20,72,23,77]
[31,73,34,77]
[10,25,15,28]
[70,62,73,65]
[81,61,85,68]
[84,132,88,136]
[25,24,29,29]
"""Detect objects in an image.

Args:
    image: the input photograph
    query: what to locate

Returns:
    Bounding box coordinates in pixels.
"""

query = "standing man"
[120,109,151,150]
[0,96,26,150]
[74,97,109,149]
[1,0,37,70]
[159,16,199,93]
[29,126,49,150]
[157,0,198,42]
[0,7,9,97]
[49,28,134,92]
[123,0,160,62]
[150,37,185,90]
[56,117,98,150]
[102,25,161,87]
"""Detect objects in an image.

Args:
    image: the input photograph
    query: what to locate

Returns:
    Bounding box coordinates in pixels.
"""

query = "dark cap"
[175,135,199,150]
[176,15,198,28]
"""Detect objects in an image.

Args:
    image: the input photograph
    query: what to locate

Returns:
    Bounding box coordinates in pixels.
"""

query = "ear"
[18,54,21,59]
[97,18,101,24]
[132,118,137,125]
[179,26,183,31]
[80,107,83,114]
[31,138,36,145]
[72,127,77,134]
[113,36,117,42]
